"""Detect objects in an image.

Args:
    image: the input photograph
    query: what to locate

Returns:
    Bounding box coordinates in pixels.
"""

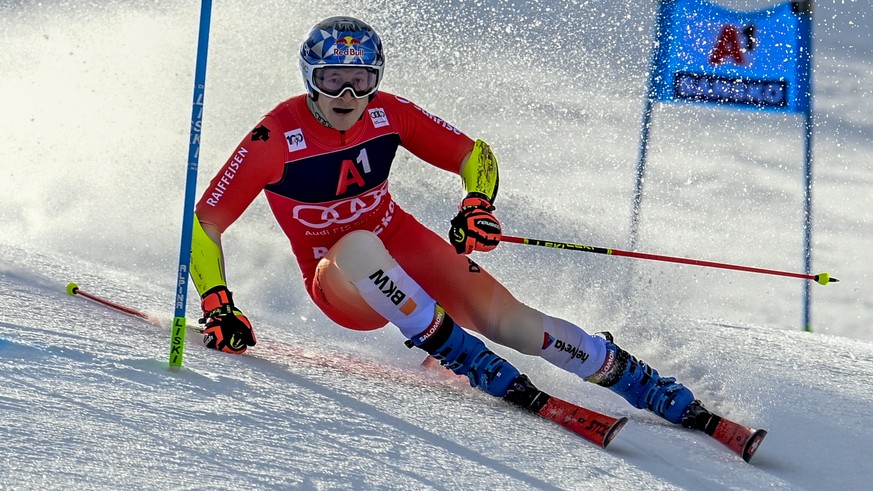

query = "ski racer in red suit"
[190,16,715,428]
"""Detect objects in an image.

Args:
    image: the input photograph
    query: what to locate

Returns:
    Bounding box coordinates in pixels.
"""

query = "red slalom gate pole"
[501,235,839,285]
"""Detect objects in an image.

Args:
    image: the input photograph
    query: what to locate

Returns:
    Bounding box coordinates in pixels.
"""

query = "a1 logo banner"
[649,0,812,113]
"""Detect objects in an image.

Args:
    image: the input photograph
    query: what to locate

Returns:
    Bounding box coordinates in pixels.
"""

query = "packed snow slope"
[2,1,872,490]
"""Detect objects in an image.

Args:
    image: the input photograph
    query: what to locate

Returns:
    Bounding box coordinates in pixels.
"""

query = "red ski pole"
[65,282,204,332]
[66,282,151,319]
[501,235,838,285]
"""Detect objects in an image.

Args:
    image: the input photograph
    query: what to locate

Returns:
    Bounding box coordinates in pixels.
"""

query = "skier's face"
[314,90,369,131]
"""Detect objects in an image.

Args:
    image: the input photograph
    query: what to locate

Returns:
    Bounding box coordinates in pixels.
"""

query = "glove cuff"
[201,285,234,316]
[459,195,494,212]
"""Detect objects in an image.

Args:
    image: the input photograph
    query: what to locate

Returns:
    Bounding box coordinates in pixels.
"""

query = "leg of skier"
[317,227,699,425]
[382,217,700,426]
[509,308,699,425]
[489,299,698,425]
[312,230,521,397]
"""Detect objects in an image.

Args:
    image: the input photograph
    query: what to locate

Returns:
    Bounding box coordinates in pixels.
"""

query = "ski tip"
[742,429,767,463]
[602,416,628,449]
[65,282,80,296]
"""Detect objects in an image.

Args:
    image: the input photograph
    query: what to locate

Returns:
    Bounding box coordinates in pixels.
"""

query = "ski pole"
[501,235,838,285]
[66,283,204,333]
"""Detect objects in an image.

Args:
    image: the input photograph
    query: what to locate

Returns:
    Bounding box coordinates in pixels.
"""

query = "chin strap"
[305,95,375,129]
[306,96,333,128]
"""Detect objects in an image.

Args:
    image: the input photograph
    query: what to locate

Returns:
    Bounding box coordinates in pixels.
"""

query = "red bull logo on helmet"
[334,36,365,57]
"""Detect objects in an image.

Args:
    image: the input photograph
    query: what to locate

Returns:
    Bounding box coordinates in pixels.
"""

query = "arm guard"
[190,214,227,296]
[460,139,499,204]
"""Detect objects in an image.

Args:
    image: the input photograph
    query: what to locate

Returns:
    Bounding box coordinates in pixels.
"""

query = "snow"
[2,1,872,489]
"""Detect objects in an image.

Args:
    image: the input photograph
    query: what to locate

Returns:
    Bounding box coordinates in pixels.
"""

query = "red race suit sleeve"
[195,114,285,232]
[380,94,475,175]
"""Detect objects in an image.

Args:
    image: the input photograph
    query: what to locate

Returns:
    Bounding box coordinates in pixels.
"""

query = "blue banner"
[650,0,812,113]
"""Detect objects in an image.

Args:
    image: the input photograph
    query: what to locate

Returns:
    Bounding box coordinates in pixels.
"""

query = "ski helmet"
[299,17,385,100]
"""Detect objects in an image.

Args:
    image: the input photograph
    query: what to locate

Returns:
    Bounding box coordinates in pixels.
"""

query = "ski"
[504,374,627,449]
[708,416,767,463]
[683,401,767,463]
[421,356,626,448]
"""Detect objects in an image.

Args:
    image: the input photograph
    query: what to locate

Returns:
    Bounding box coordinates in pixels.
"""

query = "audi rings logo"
[293,184,388,229]
[369,107,389,128]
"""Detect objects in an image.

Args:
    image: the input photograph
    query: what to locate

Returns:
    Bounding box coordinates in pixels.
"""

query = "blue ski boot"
[586,332,695,424]
[407,305,520,398]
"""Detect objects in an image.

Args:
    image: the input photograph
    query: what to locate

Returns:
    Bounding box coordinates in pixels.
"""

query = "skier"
[190,16,710,428]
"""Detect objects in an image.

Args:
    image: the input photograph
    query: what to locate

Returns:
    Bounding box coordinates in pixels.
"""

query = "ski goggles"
[309,65,382,99]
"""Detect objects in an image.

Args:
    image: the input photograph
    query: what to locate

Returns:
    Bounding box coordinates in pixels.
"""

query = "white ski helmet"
[299,17,385,100]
